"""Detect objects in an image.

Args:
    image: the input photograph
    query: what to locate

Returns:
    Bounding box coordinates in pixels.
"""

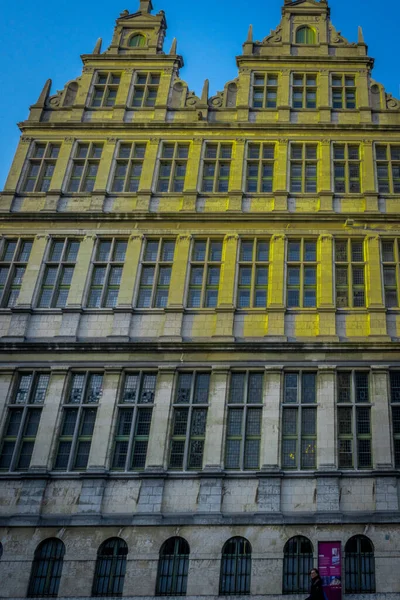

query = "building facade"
[0,0,400,597]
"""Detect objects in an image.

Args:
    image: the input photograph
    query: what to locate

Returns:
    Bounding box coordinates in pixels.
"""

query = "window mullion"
[9,405,28,471]
[127,404,138,471]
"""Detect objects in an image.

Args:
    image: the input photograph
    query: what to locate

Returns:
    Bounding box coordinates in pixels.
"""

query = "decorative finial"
[35,79,52,107]
[247,25,253,43]
[169,38,177,55]
[358,26,365,44]
[201,79,209,104]
[120,9,129,17]
[139,0,153,13]
[93,38,102,54]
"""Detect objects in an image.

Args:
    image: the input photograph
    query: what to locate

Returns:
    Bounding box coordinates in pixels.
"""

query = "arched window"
[92,538,128,597]
[129,34,146,47]
[345,535,375,593]
[156,537,189,596]
[296,26,316,44]
[220,537,251,595]
[283,536,313,593]
[28,538,65,597]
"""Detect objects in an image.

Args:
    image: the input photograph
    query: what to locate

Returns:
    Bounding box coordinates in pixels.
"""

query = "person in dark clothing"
[305,568,325,600]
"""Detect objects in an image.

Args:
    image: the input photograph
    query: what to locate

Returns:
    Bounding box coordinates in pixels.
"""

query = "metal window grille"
[282,536,313,593]
[287,239,317,308]
[289,144,317,193]
[0,372,49,471]
[37,238,80,308]
[331,74,356,109]
[111,142,146,192]
[335,239,365,308]
[87,239,127,308]
[169,372,210,470]
[92,538,128,597]
[337,371,371,469]
[137,238,175,308]
[220,537,251,595]
[252,73,278,108]
[28,538,65,598]
[225,372,263,470]
[201,143,232,193]
[130,72,160,108]
[333,144,361,193]
[187,239,222,308]
[282,373,316,470]
[67,142,103,193]
[156,143,189,192]
[237,238,270,308]
[390,371,400,467]
[54,372,103,471]
[345,535,375,593]
[245,142,275,194]
[375,145,400,194]
[112,371,157,470]
[90,72,121,108]
[291,73,317,109]
[21,142,61,192]
[156,537,189,596]
[0,238,33,308]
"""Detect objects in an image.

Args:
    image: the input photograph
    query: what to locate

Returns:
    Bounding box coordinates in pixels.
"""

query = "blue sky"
[0,0,399,189]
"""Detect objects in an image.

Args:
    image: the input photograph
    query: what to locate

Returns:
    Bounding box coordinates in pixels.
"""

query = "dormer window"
[129,33,146,47]
[295,26,316,44]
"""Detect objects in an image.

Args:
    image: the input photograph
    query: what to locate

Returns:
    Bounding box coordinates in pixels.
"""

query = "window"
[375,144,400,194]
[28,539,65,598]
[67,143,103,192]
[112,372,157,470]
[225,372,263,470]
[201,143,232,193]
[333,144,360,193]
[381,239,399,307]
[295,26,316,44]
[87,239,127,308]
[169,372,210,470]
[282,372,317,469]
[0,238,32,308]
[345,536,375,593]
[237,239,269,308]
[289,144,317,193]
[252,74,278,108]
[287,240,317,308]
[220,537,251,595]
[111,142,146,192]
[187,239,222,308]
[130,72,160,108]
[331,75,356,109]
[136,239,175,308]
[245,143,274,193]
[129,33,146,47]
[390,372,400,467]
[90,72,121,108]
[54,372,103,471]
[335,239,365,307]
[0,372,49,471]
[37,239,80,308]
[156,537,189,596]
[156,143,189,192]
[283,536,313,593]
[292,74,317,109]
[92,538,128,597]
[21,142,61,192]
[337,371,372,469]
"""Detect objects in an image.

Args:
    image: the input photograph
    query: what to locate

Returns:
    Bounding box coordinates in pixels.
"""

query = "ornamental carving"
[225,234,239,241]
[263,25,282,44]
[130,233,144,241]
[107,137,117,143]
[293,16,320,22]
[149,137,159,143]
[185,91,201,107]
[21,137,33,144]
[83,67,95,73]
[386,93,400,110]
[178,234,192,243]
[64,137,75,143]
[208,92,223,108]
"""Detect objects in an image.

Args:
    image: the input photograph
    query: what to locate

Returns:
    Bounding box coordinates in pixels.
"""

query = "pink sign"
[318,542,342,600]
